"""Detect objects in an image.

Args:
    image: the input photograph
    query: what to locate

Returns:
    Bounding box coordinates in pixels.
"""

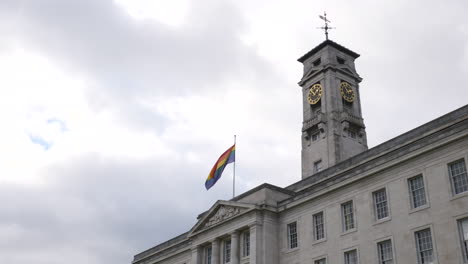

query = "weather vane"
[318,12,335,40]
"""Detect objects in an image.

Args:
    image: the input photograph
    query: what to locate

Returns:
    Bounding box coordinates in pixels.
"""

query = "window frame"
[348,129,357,139]
[287,221,298,249]
[313,256,327,264]
[241,230,250,257]
[311,130,320,142]
[372,188,390,221]
[343,248,359,264]
[313,160,322,173]
[341,200,356,233]
[376,238,395,264]
[313,58,321,67]
[204,245,212,264]
[313,211,326,242]
[414,227,436,264]
[457,217,468,263]
[343,99,353,113]
[223,239,231,263]
[407,174,429,211]
[448,158,468,196]
[337,56,346,65]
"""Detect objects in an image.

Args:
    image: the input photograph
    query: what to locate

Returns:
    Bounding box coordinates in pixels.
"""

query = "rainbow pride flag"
[205,144,236,190]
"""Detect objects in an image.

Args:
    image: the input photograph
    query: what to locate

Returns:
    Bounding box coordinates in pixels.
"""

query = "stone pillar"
[249,223,262,264]
[262,212,278,264]
[212,239,220,264]
[231,231,240,264]
[191,246,201,264]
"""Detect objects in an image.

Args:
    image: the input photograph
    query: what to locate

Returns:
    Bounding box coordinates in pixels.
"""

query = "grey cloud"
[1,1,468,264]
[0,0,281,135]
[1,0,275,96]
[0,153,229,264]
[340,0,468,145]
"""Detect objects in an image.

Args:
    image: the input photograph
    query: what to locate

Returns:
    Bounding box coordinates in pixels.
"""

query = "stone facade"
[132,40,468,264]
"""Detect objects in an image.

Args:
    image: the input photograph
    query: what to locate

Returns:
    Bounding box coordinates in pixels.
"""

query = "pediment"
[341,67,353,74]
[336,65,361,80]
[299,68,318,85]
[299,64,362,86]
[188,201,255,236]
[303,68,317,80]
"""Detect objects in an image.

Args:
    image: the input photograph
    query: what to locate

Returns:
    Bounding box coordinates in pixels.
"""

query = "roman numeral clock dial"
[307,83,323,105]
[340,81,355,102]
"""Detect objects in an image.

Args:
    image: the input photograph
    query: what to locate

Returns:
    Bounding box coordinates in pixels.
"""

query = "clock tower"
[298,40,368,179]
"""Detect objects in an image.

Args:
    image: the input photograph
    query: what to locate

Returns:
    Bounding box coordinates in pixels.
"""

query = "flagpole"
[233,135,236,198]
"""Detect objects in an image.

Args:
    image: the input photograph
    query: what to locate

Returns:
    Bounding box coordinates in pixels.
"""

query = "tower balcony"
[302,112,326,131]
[340,111,365,128]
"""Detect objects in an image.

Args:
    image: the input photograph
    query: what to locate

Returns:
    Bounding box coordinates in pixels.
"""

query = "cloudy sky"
[0,0,467,263]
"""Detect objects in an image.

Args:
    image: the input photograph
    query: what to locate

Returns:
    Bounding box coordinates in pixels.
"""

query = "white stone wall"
[278,136,468,264]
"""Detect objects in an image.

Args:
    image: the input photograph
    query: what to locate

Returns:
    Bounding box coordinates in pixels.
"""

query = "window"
[415,228,433,264]
[408,175,427,208]
[314,160,322,173]
[287,222,298,249]
[205,246,212,264]
[315,258,326,264]
[373,189,389,220]
[342,201,355,231]
[377,240,394,264]
[343,100,353,112]
[458,218,468,261]
[348,129,357,139]
[344,249,358,264]
[242,231,250,257]
[311,131,320,141]
[313,58,321,66]
[337,56,346,64]
[313,212,325,240]
[311,100,321,116]
[449,159,468,195]
[224,240,231,263]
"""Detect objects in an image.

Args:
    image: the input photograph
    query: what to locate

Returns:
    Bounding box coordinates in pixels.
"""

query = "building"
[132,39,468,264]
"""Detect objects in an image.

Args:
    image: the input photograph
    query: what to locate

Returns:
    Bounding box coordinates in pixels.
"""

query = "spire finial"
[318,12,335,40]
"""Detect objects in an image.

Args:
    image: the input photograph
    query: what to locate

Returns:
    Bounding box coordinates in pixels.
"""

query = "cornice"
[298,39,360,63]
[298,64,362,86]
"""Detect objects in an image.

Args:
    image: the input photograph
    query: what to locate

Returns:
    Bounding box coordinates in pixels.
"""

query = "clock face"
[307,84,323,105]
[340,82,355,103]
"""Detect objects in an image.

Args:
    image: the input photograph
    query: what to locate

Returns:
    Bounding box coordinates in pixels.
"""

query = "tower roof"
[297,39,360,63]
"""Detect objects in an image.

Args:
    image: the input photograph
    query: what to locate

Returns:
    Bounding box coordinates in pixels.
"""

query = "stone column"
[249,223,263,264]
[191,246,201,264]
[212,239,220,264]
[231,231,240,264]
[250,224,257,264]
[262,212,278,264]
